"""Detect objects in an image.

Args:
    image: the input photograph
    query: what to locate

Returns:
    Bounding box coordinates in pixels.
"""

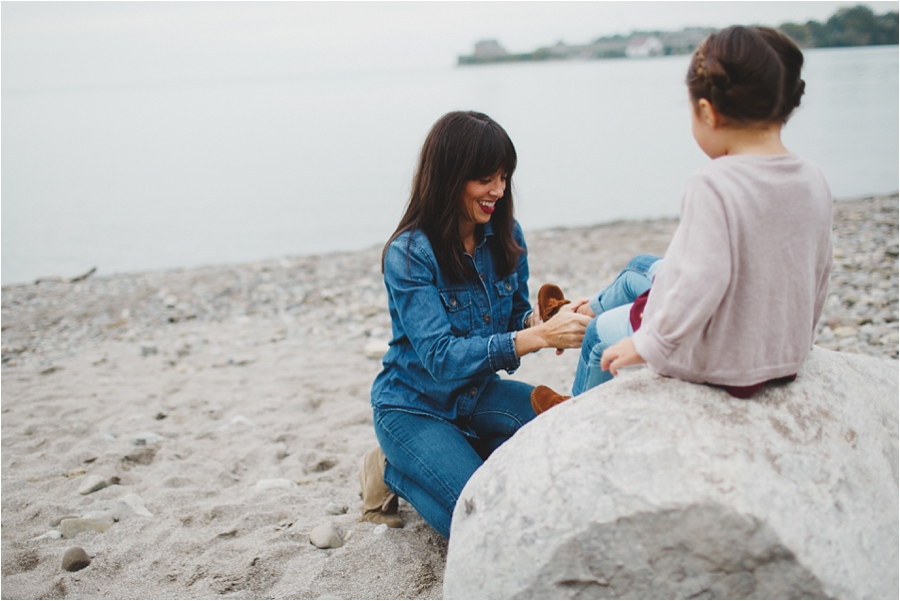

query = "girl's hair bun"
[687,26,805,125]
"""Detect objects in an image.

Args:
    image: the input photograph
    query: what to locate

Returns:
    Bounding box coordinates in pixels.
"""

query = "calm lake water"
[2,45,897,285]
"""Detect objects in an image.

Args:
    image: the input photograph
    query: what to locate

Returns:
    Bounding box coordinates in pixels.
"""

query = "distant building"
[626,36,664,58]
[473,40,508,58]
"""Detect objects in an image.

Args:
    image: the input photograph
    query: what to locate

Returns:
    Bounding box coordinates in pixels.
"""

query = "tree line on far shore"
[779,5,898,48]
[458,4,898,66]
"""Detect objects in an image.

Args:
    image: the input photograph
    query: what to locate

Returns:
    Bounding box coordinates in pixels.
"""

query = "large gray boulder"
[444,348,898,599]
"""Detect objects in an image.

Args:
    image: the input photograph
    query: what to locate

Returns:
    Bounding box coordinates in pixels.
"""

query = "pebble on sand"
[133,431,163,446]
[60,513,115,538]
[50,515,80,527]
[113,493,155,519]
[363,339,390,359]
[254,478,297,492]
[62,546,92,572]
[77,474,110,495]
[309,522,343,549]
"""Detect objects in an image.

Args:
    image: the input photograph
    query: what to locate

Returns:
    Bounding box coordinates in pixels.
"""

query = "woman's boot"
[359,447,403,528]
[531,385,571,414]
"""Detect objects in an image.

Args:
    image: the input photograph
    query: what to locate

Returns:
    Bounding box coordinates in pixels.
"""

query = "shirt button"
[483,315,491,324]
[479,274,484,280]
[469,387,478,397]
[450,298,457,306]
[505,282,512,291]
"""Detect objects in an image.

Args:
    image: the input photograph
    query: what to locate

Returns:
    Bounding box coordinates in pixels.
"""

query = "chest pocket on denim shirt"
[493,273,518,330]
[439,289,473,337]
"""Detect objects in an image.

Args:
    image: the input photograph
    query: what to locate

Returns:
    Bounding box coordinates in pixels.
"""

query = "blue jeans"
[574,254,662,396]
[373,377,535,539]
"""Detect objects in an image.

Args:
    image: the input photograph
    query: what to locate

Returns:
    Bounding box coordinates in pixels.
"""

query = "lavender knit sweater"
[632,153,833,387]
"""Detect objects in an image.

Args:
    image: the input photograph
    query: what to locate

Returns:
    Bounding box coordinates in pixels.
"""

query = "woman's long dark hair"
[383,111,522,282]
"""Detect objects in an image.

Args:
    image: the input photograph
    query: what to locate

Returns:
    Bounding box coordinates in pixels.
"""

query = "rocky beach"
[2,194,897,599]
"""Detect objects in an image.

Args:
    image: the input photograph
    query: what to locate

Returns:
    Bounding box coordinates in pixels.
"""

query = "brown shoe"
[538,284,570,322]
[359,447,403,528]
[531,385,571,415]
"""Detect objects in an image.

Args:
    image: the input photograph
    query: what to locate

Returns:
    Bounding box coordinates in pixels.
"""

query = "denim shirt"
[371,221,532,427]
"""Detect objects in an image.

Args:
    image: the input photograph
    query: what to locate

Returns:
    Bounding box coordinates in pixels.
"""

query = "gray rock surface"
[444,348,898,600]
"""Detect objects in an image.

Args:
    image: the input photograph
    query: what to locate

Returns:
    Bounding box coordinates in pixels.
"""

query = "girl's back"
[635,153,832,386]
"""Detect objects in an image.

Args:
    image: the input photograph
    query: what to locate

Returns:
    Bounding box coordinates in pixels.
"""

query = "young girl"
[532,25,833,413]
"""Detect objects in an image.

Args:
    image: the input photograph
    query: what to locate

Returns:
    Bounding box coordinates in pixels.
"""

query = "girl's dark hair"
[383,111,521,281]
[687,26,805,125]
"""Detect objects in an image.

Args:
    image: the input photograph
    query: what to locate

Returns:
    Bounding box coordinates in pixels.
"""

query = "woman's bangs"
[470,124,517,180]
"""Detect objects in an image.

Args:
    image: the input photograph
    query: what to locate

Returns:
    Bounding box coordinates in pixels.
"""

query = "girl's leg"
[589,254,663,316]
[572,303,634,396]
[467,378,535,458]
[374,409,483,539]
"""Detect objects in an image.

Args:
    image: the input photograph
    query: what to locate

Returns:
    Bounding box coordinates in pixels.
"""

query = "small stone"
[62,546,91,572]
[133,431,162,446]
[78,474,109,495]
[123,446,157,466]
[833,326,859,338]
[842,292,860,306]
[32,530,63,541]
[59,513,115,538]
[229,355,256,366]
[155,412,167,420]
[220,415,256,430]
[364,339,390,359]
[373,523,389,535]
[309,522,343,549]
[112,493,154,520]
[325,502,347,515]
[51,515,80,527]
[827,316,861,329]
[254,478,297,492]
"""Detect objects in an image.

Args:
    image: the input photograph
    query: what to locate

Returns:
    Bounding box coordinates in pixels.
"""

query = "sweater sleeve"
[632,174,732,367]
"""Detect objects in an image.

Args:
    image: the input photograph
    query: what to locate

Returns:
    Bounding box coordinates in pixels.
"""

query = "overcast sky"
[3,1,898,90]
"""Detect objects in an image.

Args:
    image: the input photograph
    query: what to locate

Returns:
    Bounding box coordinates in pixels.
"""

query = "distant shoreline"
[459,5,898,66]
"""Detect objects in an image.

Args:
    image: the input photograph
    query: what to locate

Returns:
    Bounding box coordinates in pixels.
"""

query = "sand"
[2,195,896,599]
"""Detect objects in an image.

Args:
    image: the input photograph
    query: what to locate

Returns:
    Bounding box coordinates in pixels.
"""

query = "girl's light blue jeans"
[373,377,535,539]
[573,254,662,396]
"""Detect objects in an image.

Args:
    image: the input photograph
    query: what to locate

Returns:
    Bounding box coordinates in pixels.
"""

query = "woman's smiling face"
[461,171,507,227]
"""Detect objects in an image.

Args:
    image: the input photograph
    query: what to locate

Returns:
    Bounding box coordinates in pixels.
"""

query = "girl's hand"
[600,337,645,376]
[575,300,595,318]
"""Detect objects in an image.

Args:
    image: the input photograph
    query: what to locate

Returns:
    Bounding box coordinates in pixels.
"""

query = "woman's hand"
[514,303,591,357]
[539,304,591,352]
[600,337,645,376]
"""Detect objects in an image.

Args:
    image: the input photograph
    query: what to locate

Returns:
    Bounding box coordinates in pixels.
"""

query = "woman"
[362,111,591,538]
